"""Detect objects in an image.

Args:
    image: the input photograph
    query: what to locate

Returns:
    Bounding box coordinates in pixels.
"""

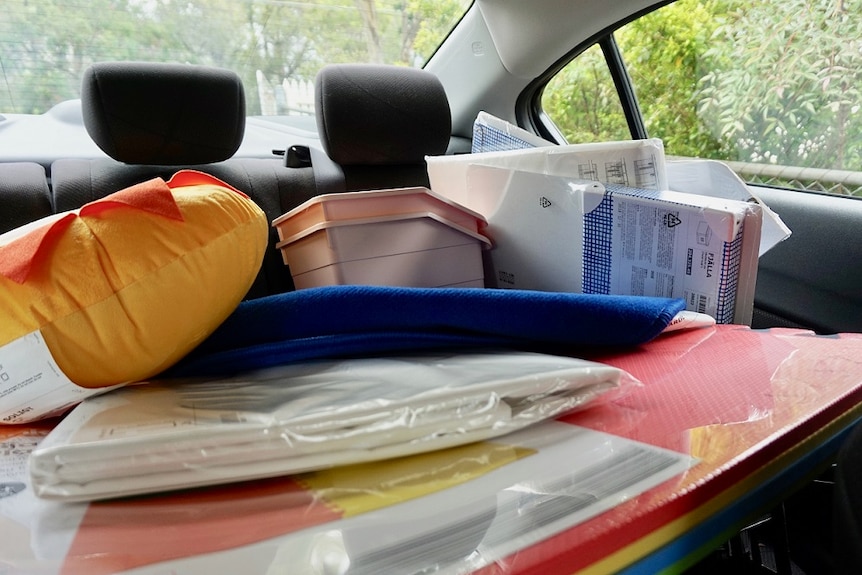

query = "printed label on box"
[585,185,745,322]
[609,197,725,315]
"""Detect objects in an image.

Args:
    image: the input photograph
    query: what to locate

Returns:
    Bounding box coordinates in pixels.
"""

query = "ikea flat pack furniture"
[1,324,861,574]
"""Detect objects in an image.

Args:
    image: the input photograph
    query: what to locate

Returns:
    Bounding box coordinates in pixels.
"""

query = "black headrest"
[315,64,451,166]
[81,62,246,165]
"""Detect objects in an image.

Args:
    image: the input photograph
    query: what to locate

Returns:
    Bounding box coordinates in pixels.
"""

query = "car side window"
[541,43,630,144]
[541,0,862,197]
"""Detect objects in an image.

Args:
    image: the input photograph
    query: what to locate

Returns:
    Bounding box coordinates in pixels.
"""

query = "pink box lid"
[271,186,488,241]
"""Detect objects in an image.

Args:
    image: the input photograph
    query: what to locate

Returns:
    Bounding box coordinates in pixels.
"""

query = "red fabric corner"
[80,177,184,222]
[0,213,77,284]
[0,175,191,284]
[168,169,250,198]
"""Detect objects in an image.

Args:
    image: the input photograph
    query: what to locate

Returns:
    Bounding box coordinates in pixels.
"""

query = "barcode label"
[688,291,711,314]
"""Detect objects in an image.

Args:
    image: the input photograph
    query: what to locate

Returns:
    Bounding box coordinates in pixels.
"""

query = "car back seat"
[0,162,53,235]
[50,61,317,298]
[41,62,453,298]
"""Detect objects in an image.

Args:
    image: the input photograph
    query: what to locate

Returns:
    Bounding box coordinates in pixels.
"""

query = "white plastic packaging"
[29,350,638,502]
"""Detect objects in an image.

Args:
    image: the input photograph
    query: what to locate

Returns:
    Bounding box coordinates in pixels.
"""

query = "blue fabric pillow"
[168,285,686,377]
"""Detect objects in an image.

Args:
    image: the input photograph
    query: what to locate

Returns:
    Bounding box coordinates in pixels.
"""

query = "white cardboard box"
[454,166,762,325]
[428,122,789,258]
[426,138,669,211]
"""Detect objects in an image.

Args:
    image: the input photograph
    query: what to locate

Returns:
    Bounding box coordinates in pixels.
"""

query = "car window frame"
[516,2,670,146]
[521,0,862,200]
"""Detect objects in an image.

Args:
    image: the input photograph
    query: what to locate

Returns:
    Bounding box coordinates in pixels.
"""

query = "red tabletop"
[2,325,861,575]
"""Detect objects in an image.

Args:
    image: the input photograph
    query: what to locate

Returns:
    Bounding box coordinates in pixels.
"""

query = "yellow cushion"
[0,170,267,388]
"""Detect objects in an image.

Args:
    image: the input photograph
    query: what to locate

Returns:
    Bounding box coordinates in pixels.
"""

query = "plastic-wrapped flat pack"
[29,350,637,502]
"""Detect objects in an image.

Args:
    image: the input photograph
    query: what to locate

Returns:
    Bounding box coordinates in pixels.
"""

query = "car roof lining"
[427,0,668,138]
[475,0,665,79]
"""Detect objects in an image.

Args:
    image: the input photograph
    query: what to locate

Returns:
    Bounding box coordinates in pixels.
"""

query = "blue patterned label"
[583,184,744,323]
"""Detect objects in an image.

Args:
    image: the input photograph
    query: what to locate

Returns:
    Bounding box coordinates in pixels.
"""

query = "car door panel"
[752,185,862,334]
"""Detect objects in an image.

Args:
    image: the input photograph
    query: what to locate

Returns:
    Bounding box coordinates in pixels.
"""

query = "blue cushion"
[168,285,686,377]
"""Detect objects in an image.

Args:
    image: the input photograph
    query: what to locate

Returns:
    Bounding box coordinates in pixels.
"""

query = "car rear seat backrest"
[50,61,317,298]
[0,162,53,235]
[299,63,452,193]
[47,62,452,297]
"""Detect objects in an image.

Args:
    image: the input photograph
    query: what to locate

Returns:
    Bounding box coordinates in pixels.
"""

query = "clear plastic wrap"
[29,350,640,502]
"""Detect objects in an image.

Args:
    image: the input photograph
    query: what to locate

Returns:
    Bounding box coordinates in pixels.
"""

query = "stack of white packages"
[30,350,632,502]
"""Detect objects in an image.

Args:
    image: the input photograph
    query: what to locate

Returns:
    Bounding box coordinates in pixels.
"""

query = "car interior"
[1,0,860,573]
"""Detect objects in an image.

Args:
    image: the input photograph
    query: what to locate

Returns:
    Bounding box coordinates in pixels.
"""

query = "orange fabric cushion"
[0,170,267,388]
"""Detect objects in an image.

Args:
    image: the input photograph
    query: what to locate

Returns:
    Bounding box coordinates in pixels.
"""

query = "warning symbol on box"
[664,213,682,228]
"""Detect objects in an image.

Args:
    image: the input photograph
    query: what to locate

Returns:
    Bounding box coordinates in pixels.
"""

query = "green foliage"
[0,0,470,115]
[4,0,860,176]
[543,0,729,157]
[407,0,467,64]
[543,0,861,175]
[543,44,630,144]
[1,0,151,113]
[697,0,862,170]
[617,0,729,159]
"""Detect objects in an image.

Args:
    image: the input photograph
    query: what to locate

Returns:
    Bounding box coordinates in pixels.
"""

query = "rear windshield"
[1,0,472,116]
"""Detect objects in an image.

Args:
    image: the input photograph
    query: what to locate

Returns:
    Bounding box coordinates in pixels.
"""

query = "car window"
[0,0,471,117]
[541,0,862,197]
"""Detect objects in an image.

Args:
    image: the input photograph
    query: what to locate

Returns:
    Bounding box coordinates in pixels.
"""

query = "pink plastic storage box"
[272,186,487,241]
[273,191,491,289]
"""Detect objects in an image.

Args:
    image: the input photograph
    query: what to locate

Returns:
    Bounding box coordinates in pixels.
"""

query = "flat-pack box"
[444,112,788,257]
[432,165,762,324]
[273,188,490,289]
[426,137,670,209]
